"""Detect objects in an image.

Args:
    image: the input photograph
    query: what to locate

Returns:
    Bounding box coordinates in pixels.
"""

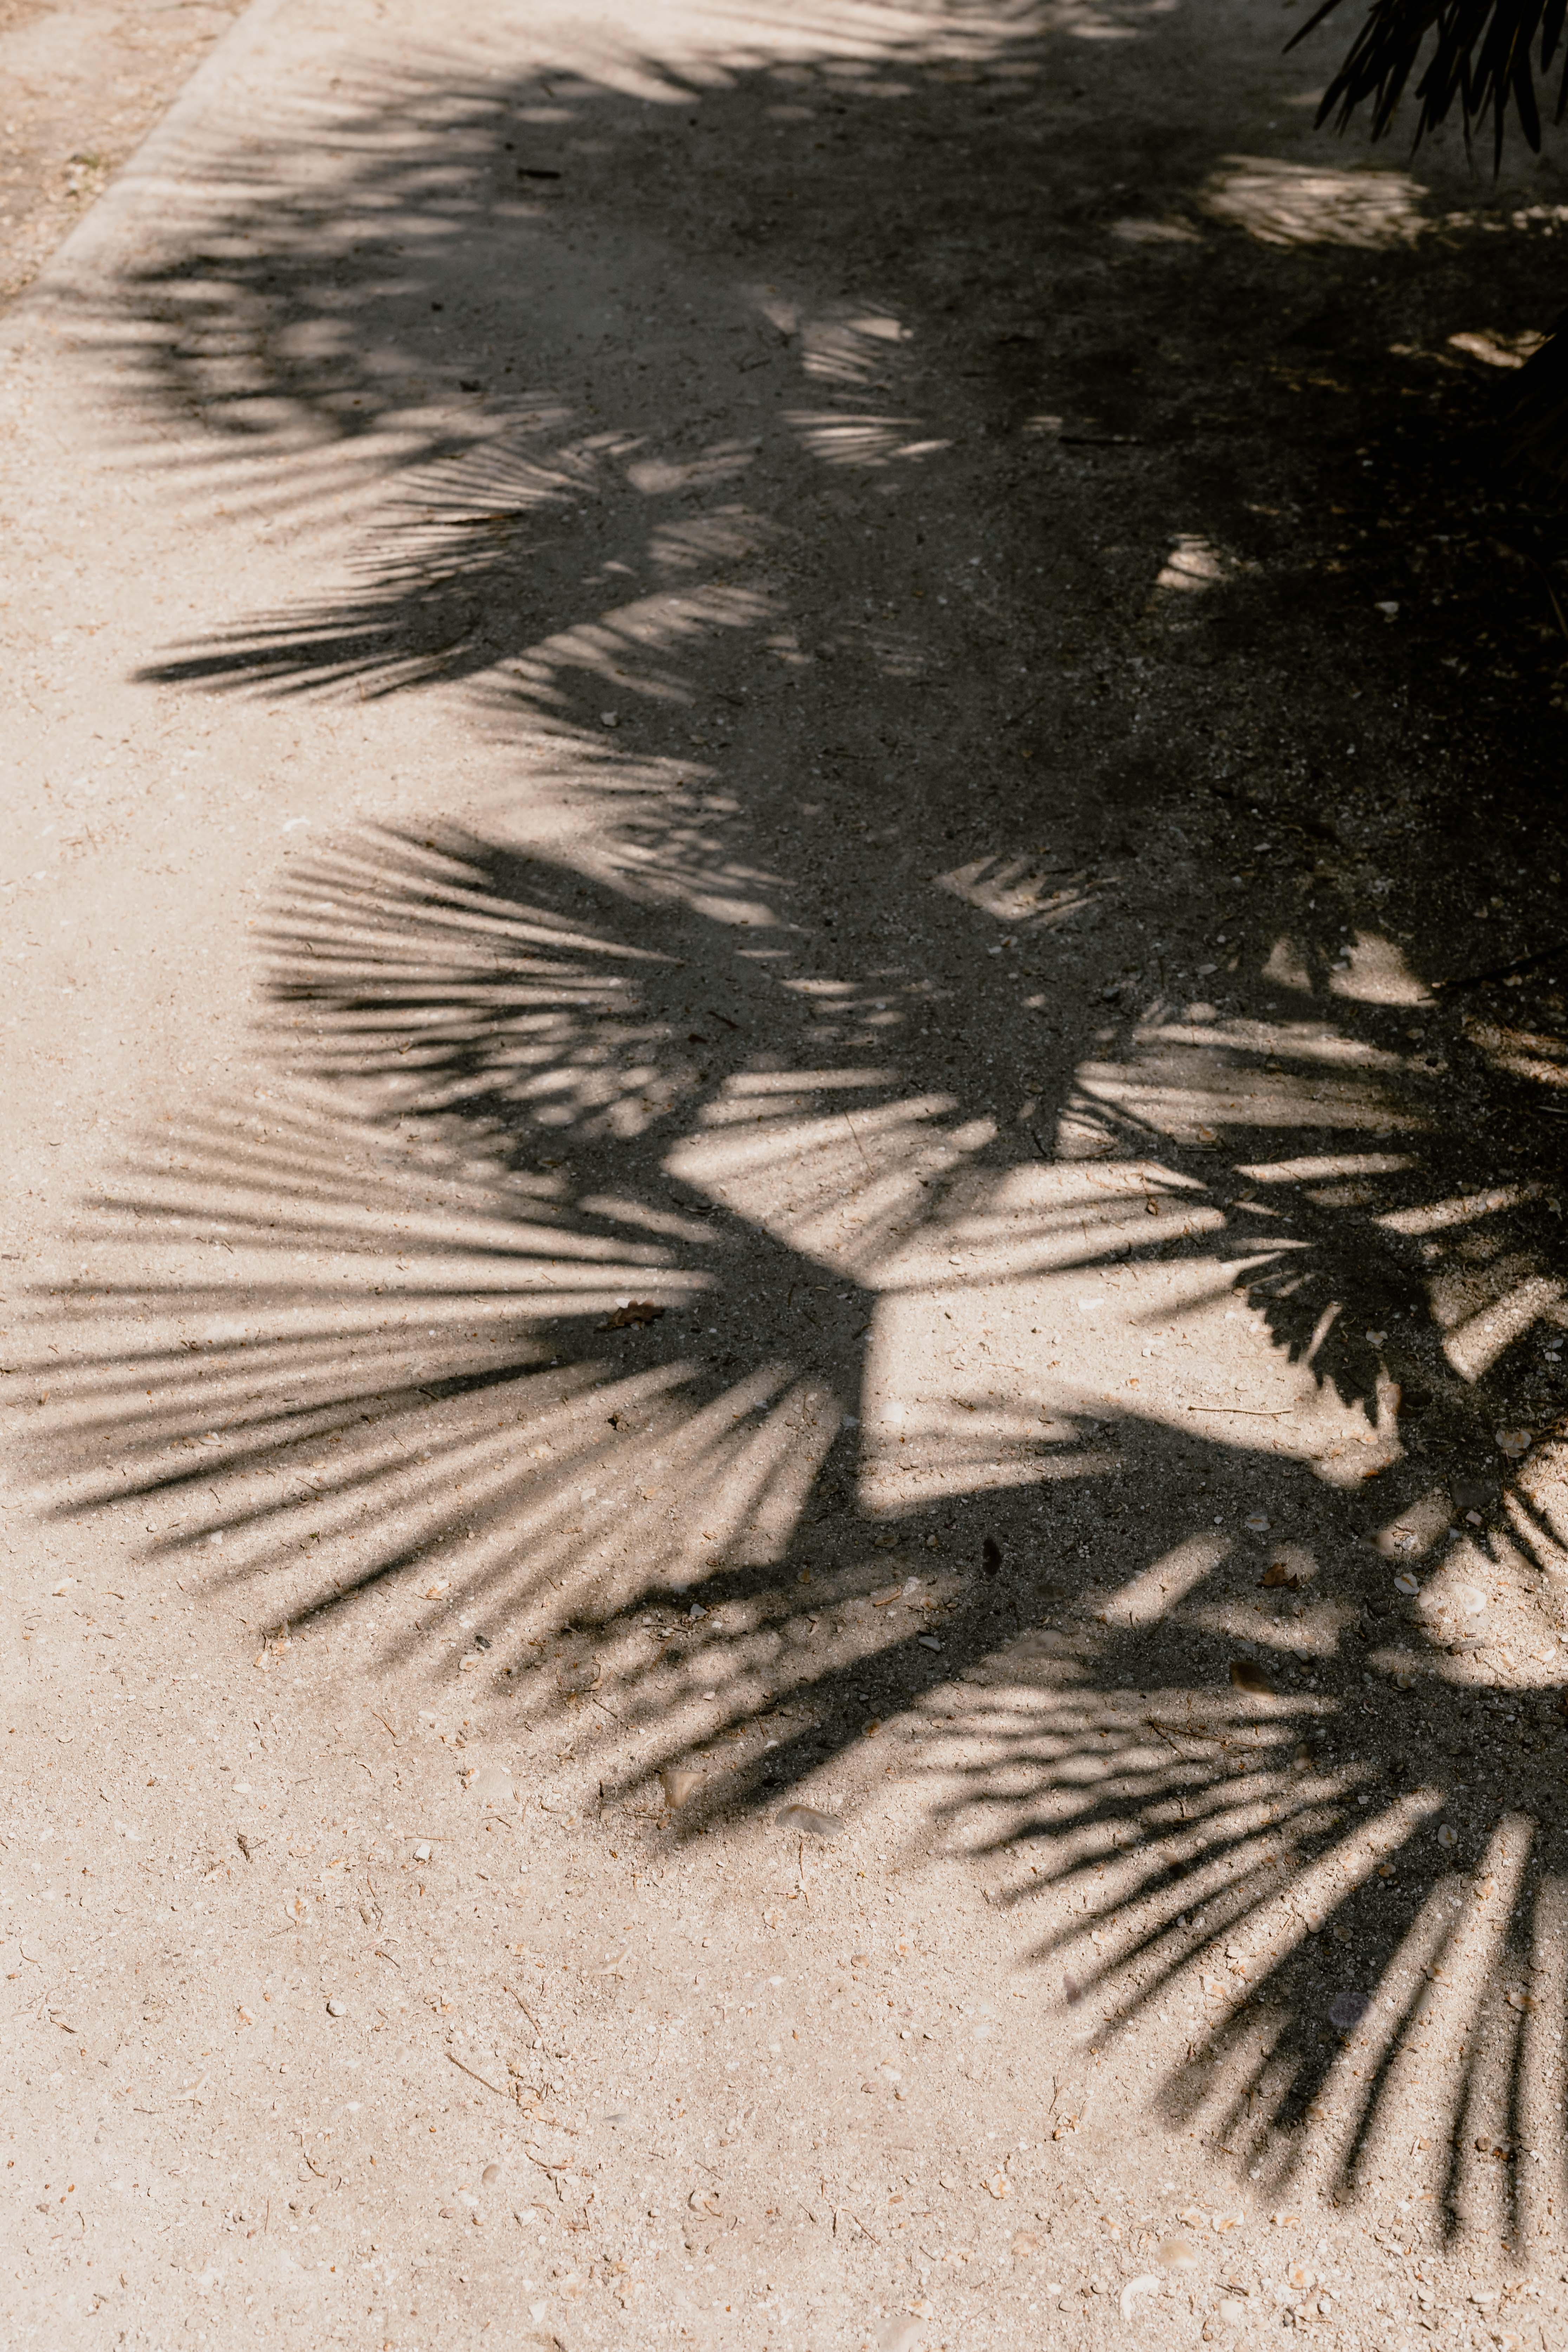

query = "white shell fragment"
[1120,2274,1163,2320]
[775,1803,841,1838]
[661,1765,703,1811]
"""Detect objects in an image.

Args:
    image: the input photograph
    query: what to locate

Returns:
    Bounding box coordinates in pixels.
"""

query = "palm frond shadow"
[15,819,1568,2236]
[24,2,1568,2239]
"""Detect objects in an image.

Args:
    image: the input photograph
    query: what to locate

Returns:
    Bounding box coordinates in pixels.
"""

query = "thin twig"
[1185,1404,1292,1418]
[1432,939,1568,992]
[447,2050,508,2098]
[506,1983,543,2033]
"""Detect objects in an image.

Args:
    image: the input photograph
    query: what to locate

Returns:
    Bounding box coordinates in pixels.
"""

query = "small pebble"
[326,1997,347,2018]
[1437,1823,1458,1849]
[1229,1658,1274,1695]
[413,1841,432,1862]
[1328,1989,1368,2031]
[1218,2299,1247,2327]
[1497,1427,1532,1461]
[482,2161,500,2185]
[661,1765,703,1810]
[467,1763,515,1806]
[1394,1572,1420,1595]
[775,1803,840,1838]
[1243,1512,1269,1533]
[1156,2236,1196,2271]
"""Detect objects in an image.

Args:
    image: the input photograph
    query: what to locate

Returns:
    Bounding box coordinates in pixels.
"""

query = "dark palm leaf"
[1293,0,1568,161]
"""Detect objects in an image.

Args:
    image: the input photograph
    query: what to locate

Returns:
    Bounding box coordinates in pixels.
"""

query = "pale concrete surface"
[6,2,1568,2347]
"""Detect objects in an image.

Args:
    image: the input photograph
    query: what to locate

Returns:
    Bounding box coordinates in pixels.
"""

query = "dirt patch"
[0,0,238,308]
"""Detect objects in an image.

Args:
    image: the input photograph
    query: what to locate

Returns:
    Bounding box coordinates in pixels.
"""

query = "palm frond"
[1292,0,1568,161]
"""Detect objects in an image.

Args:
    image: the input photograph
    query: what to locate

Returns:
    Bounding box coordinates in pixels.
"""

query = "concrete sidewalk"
[6,1,1568,2345]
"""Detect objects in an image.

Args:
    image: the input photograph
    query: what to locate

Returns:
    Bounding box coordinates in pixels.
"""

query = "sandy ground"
[8,0,1568,2346]
[0,0,239,308]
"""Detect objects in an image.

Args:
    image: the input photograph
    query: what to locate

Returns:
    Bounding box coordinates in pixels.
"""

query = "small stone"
[1437,1823,1458,1849]
[1394,1572,1420,1595]
[467,1763,515,1807]
[482,2161,501,2185]
[1218,2300,1247,2327]
[1505,1988,1538,2013]
[776,1803,841,1837]
[661,1765,703,1810]
[326,1997,347,2018]
[1243,1512,1269,1533]
[1328,1989,1368,2032]
[1010,2229,1040,2257]
[1229,1658,1274,1695]
[1120,2274,1162,2319]
[1496,1427,1532,1460]
[1365,1329,1387,1347]
[1156,2237,1197,2270]
[413,1841,432,1862]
